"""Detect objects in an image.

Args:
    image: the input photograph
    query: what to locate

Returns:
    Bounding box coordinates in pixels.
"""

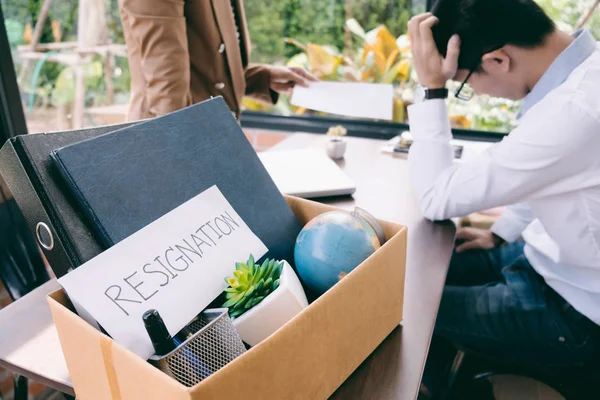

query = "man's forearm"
[407,99,455,220]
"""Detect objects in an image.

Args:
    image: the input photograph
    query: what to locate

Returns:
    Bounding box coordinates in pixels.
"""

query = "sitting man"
[407,0,600,396]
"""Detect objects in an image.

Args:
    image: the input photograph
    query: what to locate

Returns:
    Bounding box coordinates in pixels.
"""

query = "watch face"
[414,86,425,103]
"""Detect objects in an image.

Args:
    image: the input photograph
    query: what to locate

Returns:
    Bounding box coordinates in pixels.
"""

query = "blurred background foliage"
[0,0,598,132]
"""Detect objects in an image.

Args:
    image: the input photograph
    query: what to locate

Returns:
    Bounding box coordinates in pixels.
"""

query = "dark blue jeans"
[423,242,600,393]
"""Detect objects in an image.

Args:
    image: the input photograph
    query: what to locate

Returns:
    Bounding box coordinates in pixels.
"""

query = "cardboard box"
[48,196,407,400]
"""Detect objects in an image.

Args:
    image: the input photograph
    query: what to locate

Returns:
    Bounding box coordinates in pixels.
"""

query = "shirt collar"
[518,29,596,118]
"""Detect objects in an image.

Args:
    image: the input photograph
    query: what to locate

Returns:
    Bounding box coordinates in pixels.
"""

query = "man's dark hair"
[431,0,556,70]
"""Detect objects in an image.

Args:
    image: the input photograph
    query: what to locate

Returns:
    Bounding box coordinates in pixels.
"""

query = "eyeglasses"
[454,45,504,102]
[454,69,475,101]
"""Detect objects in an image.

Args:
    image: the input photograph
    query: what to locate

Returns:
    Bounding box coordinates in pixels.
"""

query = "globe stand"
[351,207,387,246]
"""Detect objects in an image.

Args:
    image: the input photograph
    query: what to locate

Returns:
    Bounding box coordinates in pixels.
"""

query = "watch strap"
[424,88,449,99]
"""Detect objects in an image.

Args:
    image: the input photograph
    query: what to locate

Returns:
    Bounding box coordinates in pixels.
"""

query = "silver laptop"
[258,148,356,198]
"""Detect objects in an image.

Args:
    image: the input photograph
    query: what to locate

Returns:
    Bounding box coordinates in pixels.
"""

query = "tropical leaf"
[242,97,274,112]
[284,37,307,52]
[373,51,387,76]
[396,34,411,54]
[307,43,343,79]
[286,52,310,69]
[384,59,411,83]
[393,97,405,122]
[373,26,399,60]
[384,49,400,76]
[449,115,473,128]
[346,18,366,40]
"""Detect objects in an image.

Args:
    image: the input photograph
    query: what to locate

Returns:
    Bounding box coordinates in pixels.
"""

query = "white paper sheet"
[59,186,267,358]
[291,82,394,121]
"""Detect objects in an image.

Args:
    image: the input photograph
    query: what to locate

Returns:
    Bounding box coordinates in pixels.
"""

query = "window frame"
[241,111,506,143]
[0,2,28,142]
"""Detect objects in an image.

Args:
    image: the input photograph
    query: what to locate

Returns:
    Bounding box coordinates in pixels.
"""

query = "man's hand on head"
[408,12,461,89]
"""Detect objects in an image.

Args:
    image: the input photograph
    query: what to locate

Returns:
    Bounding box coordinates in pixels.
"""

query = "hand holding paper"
[269,66,318,94]
[291,82,394,121]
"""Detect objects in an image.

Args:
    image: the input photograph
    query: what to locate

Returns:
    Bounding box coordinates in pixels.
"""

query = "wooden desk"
[0,133,455,399]
[273,134,456,399]
[0,279,73,395]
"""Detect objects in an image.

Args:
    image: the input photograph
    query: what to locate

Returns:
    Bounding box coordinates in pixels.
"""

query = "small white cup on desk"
[325,125,348,159]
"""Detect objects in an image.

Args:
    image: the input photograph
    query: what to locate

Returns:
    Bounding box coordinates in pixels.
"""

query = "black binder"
[0,122,138,277]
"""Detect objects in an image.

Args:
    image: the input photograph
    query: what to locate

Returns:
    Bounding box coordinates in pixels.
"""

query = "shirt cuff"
[490,210,527,243]
[407,99,452,141]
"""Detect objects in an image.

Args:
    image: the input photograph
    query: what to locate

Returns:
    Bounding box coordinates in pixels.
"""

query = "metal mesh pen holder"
[148,308,246,387]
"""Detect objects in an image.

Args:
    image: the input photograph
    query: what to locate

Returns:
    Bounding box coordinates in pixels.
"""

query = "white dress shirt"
[407,30,600,325]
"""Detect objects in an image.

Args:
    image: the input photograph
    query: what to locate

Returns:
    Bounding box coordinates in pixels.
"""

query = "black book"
[51,98,301,266]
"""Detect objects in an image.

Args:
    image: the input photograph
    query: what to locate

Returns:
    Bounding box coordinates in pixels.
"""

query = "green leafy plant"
[222,255,283,319]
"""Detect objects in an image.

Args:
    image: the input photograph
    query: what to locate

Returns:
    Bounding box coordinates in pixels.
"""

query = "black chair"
[0,186,50,400]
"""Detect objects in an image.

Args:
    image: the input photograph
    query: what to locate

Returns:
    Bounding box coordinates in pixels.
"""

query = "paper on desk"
[291,82,394,121]
[59,186,267,359]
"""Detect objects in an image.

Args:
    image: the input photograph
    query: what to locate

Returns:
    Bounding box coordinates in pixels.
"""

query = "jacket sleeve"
[119,0,192,117]
[244,64,279,105]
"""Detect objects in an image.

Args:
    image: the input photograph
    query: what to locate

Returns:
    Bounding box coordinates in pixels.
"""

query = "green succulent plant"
[222,254,283,319]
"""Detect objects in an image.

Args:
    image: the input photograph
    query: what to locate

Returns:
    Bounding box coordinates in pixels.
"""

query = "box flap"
[285,195,405,240]
[48,289,188,399]
[48,289,116,399]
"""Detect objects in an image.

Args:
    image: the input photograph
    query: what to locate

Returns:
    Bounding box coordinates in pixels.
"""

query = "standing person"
[118,0,316,120]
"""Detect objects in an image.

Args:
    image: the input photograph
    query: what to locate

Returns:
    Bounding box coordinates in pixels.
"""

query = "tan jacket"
[119,0,277,121]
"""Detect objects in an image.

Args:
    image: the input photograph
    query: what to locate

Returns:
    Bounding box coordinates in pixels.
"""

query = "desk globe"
[294,207,386,295]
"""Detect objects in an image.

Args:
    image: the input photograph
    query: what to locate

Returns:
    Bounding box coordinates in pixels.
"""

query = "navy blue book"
[51,97,301,264]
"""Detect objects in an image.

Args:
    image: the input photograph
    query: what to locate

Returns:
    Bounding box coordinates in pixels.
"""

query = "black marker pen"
[143,309,176,356]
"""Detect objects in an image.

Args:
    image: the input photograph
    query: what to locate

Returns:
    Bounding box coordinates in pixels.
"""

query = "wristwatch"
[413,86,449,103]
